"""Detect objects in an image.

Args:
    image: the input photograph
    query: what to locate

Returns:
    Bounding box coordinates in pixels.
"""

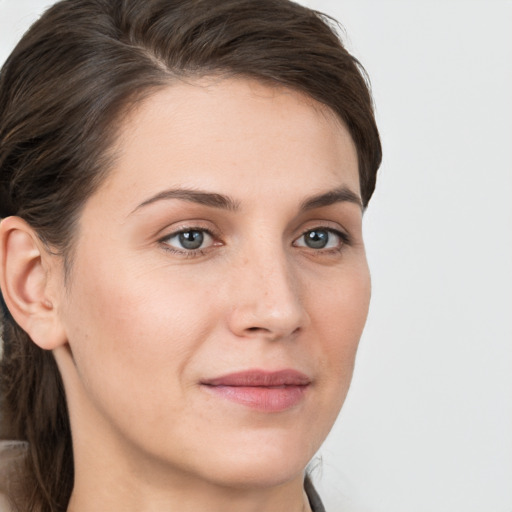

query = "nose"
[226,249,308,341]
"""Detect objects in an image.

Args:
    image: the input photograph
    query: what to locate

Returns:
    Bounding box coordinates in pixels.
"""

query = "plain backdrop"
[1,1,511,511]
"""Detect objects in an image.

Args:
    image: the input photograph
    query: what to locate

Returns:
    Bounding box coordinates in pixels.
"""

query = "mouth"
[200,369,311,412]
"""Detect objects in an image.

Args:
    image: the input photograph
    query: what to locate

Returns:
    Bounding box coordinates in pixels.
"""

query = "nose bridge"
[228,238,307,339]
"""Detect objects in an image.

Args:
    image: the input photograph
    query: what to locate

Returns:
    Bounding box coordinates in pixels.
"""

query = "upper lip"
[201,369,311,387]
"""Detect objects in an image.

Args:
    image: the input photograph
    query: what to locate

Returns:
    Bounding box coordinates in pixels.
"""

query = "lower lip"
[202,385,308,412]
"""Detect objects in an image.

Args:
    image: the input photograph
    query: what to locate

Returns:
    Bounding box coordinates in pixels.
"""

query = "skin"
[0,78,370,512]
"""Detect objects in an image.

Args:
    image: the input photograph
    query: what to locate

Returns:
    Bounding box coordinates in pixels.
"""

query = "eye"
[161,229,214,252]
[294,228,347,250]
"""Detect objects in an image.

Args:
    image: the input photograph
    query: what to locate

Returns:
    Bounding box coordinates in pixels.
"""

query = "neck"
[68,455,312,512]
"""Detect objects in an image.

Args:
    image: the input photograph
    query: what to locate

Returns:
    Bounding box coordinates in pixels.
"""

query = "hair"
[0,0,382,510]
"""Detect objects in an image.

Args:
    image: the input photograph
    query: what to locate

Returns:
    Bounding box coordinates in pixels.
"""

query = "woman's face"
[55,78,370,489]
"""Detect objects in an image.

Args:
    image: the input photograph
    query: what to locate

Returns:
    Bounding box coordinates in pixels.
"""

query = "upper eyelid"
[295,216,349,231]
[155,221,350,243]
[157,223,219,240]
[298,225,345,235]
[295,224,350,240]
[294,227,348,242]
[157,225,215,246]
[162,227,214,238]
[158,227,218,256]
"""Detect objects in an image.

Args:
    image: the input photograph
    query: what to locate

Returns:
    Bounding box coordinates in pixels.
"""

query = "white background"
[1,1,511,511]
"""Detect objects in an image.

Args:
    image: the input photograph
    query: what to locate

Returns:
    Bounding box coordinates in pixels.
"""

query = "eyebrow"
[299,186,363,211]
[131,185,362,215]
[132,189,240,214]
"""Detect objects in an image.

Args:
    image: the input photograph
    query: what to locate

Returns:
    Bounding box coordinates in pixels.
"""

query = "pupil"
[179,231,204,250]
[305,230,328,249]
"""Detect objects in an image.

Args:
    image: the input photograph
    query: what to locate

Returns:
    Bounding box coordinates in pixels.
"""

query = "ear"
[0,216,67,350]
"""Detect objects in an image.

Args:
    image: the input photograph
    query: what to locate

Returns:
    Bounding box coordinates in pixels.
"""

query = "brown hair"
[0,0,382,510]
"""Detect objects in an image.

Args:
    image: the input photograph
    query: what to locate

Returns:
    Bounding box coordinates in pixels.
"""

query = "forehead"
[91,77,360,215]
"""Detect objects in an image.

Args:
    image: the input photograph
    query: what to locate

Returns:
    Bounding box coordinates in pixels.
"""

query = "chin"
[203,456,309,490]
[184,429,319,490]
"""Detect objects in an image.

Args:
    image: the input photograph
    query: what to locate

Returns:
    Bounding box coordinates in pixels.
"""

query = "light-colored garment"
[0,440,28,512]
[0,494,10,512]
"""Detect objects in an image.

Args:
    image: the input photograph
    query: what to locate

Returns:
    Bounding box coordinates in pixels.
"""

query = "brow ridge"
[132,185,361,215]
[300,186,362,211]
[133,188,240,213]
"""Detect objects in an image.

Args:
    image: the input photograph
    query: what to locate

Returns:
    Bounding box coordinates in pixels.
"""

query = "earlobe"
[0,216,67,350]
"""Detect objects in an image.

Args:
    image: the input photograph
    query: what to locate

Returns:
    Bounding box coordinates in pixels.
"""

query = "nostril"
[244,325,301,338]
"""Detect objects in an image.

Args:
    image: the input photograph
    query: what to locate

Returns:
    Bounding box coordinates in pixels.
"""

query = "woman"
[0,0,381,510]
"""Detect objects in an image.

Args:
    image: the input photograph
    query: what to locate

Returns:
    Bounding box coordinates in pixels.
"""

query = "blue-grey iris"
[179,230,204,250]
[304,230,329,249]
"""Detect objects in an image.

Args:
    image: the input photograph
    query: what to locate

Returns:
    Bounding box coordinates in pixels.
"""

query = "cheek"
[69,247,215,343]
[60,249,221,415]
[288,260,370,448]
[309,260,371,383]
[316,256,370,321]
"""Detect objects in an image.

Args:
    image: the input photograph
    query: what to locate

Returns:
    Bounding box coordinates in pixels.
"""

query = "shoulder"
[0,441,28,512]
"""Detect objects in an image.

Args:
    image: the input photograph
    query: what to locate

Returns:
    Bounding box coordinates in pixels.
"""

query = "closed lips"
[201,370,311,412]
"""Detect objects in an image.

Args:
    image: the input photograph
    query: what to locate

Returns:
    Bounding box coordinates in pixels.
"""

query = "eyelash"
[293,227,351,255]
[158,226,218,258]
[158,226,351,258]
